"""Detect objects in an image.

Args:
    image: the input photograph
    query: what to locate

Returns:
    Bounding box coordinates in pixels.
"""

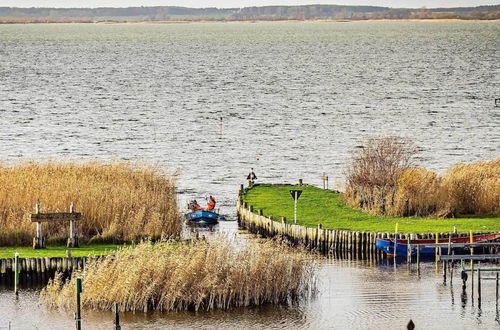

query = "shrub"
[343,136,419,214]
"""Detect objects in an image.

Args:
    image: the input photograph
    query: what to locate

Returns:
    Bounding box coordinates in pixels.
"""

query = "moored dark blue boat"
[185,210,219,224]
[376,232,500,257]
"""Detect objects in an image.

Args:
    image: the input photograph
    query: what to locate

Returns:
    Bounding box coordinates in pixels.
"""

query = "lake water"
[0,22,499,329]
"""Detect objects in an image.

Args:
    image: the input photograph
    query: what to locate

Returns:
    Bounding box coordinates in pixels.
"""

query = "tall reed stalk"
[40,238,316,312]
[0,161,182,246]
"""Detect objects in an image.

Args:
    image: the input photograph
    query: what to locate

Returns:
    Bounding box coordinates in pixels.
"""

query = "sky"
[1,1,499,9]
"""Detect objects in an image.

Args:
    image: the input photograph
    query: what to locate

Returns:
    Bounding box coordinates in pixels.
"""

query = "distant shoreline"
[1,18,500,25]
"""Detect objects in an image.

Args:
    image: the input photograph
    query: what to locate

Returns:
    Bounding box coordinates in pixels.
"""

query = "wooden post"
[447,234,452,256]
[435,233,439,273]
[496,272,499,312]
[443,260,447,284]
[75,278,82,330]
[394,224,398,258]
[417,246,420,276]
[406,237,411,266]
[68,202,79,248]
[114,302,121,330]
[450,259,453,285]
[470,230,474,271]
[478,268,481,307]
[34,200,45,249]
[14,252,19,295]
[471,261,474,300]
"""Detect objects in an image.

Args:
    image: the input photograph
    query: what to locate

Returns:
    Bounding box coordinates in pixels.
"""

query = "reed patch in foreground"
[0,161,182,246]
[40,238,316,312]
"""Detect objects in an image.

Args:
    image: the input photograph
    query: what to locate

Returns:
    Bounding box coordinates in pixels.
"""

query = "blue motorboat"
[185,210,219,224]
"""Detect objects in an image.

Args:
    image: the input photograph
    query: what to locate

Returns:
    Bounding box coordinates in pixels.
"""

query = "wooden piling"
[114,302,121,330]
[75,278,82,330]
[14,253,19,295]
[478,268,481,307]
[496,272,499,311]
[443,260,447,283]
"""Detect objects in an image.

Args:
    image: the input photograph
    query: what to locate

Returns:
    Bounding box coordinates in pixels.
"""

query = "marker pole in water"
[469,230,474,271]
[75,278,82,330]
[496,272,499,312]
[114,303,121,330]
[14,252,19,296]
[394,223,398,259]
[294,191,298,225]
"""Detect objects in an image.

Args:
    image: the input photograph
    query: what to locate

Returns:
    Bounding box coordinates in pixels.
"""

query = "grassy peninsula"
[243,184,500,233]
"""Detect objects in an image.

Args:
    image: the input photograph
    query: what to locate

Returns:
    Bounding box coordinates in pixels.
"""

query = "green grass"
[0,244,126,259]
[243,184,500,233]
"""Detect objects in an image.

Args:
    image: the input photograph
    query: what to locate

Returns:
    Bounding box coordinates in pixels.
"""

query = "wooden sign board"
[30,212,82,223]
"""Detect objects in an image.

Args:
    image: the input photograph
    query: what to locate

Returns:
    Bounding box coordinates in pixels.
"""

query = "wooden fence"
[0,256,88,285]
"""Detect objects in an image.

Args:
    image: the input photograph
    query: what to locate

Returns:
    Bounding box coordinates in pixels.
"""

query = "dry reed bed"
[343,137,499,217]
[0,161,182,246]
[40,238,316,312]
[344,159,500,217]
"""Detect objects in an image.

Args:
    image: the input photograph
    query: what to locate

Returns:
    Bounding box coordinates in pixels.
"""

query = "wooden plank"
[30,212,82,222]
[440,255,500,261]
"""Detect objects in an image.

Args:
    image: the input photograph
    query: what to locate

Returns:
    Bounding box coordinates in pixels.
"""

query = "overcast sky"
[2,1,499,9]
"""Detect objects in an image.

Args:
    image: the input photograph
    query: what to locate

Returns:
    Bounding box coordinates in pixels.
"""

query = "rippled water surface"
[0,22,499,329]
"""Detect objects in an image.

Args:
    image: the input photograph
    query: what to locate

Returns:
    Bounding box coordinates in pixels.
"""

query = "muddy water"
[0,22,499,328]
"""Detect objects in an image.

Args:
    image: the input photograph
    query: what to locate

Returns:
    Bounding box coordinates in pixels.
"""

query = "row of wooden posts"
[440,258,500,310]
[237,184,492,259]
[0,255,91,290]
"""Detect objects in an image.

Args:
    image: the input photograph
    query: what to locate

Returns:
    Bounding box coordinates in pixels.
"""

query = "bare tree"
[344,136,419,214]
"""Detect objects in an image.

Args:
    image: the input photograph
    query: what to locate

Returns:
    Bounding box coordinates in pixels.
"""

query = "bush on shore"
[0,161,182,246]
[40,238,316,312]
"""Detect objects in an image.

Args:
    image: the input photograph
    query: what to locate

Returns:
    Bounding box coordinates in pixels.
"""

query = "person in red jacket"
[206,195,216,211]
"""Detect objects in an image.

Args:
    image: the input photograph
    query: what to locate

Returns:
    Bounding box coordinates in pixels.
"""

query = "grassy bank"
[41,238,315,312]
[0,244,125,259]
[243,184,500,233]
[0,161,182,246]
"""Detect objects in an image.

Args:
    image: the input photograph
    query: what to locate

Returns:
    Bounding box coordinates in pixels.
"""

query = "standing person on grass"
[247,168,257,185]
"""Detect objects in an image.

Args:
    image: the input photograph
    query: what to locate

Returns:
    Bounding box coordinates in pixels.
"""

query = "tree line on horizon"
[0,5,499,23]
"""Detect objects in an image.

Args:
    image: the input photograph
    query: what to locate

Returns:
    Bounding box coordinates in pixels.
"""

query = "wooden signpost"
[30,201,82,249]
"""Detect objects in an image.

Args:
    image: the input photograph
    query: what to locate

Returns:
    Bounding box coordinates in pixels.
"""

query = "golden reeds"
[40,238,316,312]
[388,168,442,217]
[342,137,499,217]
[442,159,500,216]
[0,161,182,246]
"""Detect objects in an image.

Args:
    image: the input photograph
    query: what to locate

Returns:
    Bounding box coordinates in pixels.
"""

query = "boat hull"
[376,233,500,257]
[185,210,219,224]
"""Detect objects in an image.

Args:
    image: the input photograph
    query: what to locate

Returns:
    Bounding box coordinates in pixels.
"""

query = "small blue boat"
[185,210,219,224]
